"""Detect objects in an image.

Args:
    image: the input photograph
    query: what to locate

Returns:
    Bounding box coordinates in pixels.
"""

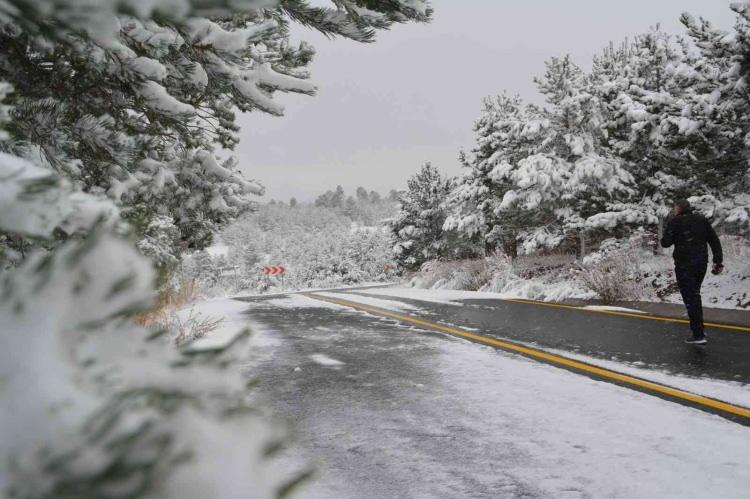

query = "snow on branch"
[0,152,120,237]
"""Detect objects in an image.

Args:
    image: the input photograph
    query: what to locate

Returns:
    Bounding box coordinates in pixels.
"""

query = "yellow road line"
[306,293,750,422]
[497,298,750,332]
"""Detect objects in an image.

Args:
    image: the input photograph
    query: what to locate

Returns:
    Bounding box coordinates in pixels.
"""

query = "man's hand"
[711,263,724,275]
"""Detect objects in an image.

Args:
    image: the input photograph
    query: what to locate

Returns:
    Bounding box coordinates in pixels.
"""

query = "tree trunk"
[578,231,586,262]
[655,219,663,255]
[502,236,517,258]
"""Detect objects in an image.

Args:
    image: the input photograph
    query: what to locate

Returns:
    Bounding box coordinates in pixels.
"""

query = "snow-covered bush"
[409,251,594,302]
[576,235,648,303]
[412,252,510,291]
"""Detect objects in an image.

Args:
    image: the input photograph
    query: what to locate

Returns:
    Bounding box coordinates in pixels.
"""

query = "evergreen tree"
[344,195,358,217]
[446,58,633,256]
[0,0,433,260]
[444,93,542,255]
[332,185,346,208]
[590,27,692,232]
[678,7,750,231]
[391,162,452,269]
[515,55,633,248]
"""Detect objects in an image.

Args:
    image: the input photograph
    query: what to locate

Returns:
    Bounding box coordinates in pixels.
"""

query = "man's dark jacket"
[660,210,723,266]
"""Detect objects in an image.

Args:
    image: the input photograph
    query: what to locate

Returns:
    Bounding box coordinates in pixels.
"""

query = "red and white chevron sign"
[263,265,286,275]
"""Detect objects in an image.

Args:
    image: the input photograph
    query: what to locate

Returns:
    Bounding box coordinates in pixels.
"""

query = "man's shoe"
[685,336,707,345]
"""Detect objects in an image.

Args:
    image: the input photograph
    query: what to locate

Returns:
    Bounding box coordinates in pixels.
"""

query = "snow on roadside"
[542,346,750,409]
[431,336,750,498]
[178,298,250,353]
[314,291,424,313]
[637,249,749,310]
[358,285,595,305]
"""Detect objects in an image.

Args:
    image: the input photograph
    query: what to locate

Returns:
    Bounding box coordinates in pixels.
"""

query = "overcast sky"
[236,0,736,202]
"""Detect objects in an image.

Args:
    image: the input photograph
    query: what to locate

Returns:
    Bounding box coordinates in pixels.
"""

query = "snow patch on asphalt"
[354,287,485,305]
[315,291,423,313]
[263,294,349,310]
[582,305,647,313]
[309,354,344,367]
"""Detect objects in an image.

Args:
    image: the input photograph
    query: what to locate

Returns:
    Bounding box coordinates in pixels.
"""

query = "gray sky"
[236,0,736,202]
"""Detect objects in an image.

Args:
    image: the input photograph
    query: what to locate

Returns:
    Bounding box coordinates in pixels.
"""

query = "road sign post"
[262,265,287,288]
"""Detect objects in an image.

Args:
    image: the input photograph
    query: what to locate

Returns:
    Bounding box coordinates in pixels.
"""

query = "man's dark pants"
[674,260,707,339]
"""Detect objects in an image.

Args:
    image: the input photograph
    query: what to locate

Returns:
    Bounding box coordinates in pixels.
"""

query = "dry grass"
[172,308,224,345]
[134,278,221,344]
[135,278,199,328]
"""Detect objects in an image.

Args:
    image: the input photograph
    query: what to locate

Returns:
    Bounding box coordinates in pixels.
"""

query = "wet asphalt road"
[332,290,750,384]
[243,298,541,498]
[239,291,750,498]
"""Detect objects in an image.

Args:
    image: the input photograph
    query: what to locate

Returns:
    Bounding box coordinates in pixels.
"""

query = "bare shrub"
[577,241,646,304]
[412,252,513,291]
[415,259,461,289]
[512,253,576,280]
[721,234,750,261]
[172,308,224,345]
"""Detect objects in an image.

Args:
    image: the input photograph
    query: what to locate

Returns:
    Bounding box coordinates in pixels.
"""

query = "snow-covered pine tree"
[589,27,693,235]
[0,0,433,263]
[443,93,543,256]
[678,5,750,231]
[391,162,453,269]
[519,55,633,249]
[451,57,633,255]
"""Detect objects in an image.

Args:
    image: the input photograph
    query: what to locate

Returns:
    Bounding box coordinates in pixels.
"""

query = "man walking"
[661,199,723,345]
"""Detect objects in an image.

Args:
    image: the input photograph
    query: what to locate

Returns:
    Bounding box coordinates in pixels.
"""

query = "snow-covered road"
[232,293,750,498]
